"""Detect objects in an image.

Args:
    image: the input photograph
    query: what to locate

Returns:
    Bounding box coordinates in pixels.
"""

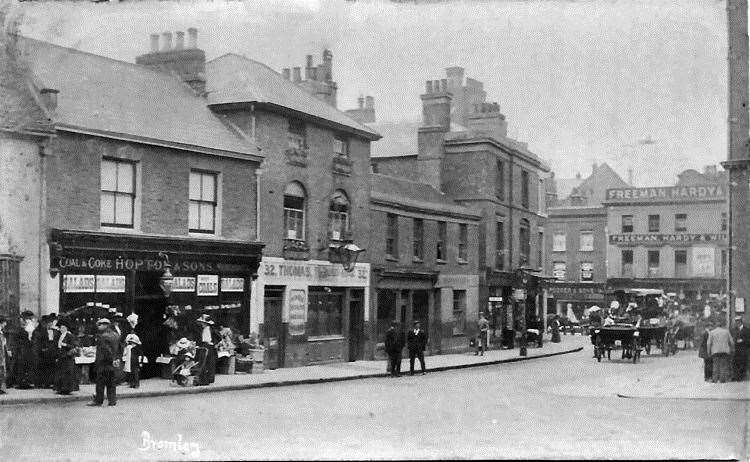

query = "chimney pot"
[282,68,291,80]
[149,34,160,52]
[357,96,364,108]
[306,54,313,68]
[293,67,302,82]
[440,79,448,92]
[187,28,198,48]
[433,80,440,93]
[365,96,374,109]
[161,32,172,51]
[425,80,433,94]
[175,31,185,50]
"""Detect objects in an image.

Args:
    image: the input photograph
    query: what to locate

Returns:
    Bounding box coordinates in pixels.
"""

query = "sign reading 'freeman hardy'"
[605,185,725,203]
[609,233,727,245]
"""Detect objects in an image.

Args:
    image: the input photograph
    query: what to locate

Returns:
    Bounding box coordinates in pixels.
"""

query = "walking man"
[732,317,749,381]
[698,321,713,382]
[476,313,489,355]
[407,321,428,375]
[384,321,404,377]
[87,318,121,407]
[707,319,734,383]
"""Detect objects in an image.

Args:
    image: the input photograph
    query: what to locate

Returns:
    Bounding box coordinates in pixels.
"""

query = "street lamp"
[158,251,174,297]
[330,240,365,272]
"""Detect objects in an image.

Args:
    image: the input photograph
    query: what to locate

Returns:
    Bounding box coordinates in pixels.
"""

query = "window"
[674,213,687,232]
[452,290,466,335]
[100,159,135,227]
[495,160,505,200]
[648,214,660,233]
[283,182,306,240]
[674,250,687,278]
[458,224,468,261]
[333,136,349,158]
[579,231,594,251]
[621,250,633,277]
[553,261,566,280]
[413,218,424,261]
[519,219,531,266]
[622,215,633,233]
[496,221,505,270]
[580,262,593,282]
[538,231,544,269]
[721,212,728,232]
[189,170,217,233]
[386,213,398,259]
[328,190,349,241]
[436,221,447,261]
[307,288,343,336]
[647,250,660,277]
[721,249,728,277]
[287,119,306,150]
[521,170,530,209]
[553,233,566,252]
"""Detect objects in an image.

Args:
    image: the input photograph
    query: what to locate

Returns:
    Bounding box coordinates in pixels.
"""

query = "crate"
[235,357,253,374]
[217,355,236,375]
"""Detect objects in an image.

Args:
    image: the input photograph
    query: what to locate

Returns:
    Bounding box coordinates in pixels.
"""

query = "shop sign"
[221,277,245,292]
[552,262,566,281]
[692,247,715,277]
[547,284,605,300]
[260,260,368,285]
[513,289,526,301]
[172,277,196,293]
[609,233,727,245]
[605,185,725,203]
[580,262,593,282]
[288,289,306,336]
[196,275,219,296]
[95,275,126,293]
[55,255,223,273]
[63,275,95,293]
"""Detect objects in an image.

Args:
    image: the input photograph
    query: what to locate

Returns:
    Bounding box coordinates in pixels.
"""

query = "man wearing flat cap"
[87,318,121,406]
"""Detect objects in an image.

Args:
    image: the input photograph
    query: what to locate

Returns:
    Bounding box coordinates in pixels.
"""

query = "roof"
[555,162,628,206]
[370,173,480,219]
[16,37,261,159]
[0,37,52,135]
[206,54,380,140]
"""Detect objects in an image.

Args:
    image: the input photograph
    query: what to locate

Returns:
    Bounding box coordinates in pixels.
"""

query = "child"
[172,351,198,387]
[122,333,143,388]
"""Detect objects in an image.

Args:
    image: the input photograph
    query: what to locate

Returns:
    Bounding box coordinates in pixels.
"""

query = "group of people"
[698,317,749,383]
[384,320,428,377]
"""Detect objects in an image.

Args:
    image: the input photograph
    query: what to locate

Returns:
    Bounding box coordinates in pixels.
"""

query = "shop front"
[48,229,263,378]
[546,282,606,322]
[485,270,542,349]
[252,257,370,368]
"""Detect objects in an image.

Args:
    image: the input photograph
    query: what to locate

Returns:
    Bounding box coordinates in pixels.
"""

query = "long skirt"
[13,348,35,388]
[196,345,217,385]
[712,353,732,383]
[54,357,78,394]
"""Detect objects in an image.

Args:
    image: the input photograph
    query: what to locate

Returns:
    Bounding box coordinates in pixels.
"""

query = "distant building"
[280,50,338,107]
[605,165,728,302]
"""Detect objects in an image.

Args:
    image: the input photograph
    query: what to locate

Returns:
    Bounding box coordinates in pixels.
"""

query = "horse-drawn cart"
[592,325,641,363]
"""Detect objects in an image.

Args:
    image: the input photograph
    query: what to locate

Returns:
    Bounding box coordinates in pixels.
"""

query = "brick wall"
[546,209,607,283]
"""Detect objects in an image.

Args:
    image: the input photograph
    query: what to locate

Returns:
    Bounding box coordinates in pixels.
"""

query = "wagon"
[592,325,641,363]
[636,326,668,356]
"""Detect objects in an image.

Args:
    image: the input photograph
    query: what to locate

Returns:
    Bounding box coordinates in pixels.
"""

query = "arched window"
[283,182,306,240]
[328,190,350,241]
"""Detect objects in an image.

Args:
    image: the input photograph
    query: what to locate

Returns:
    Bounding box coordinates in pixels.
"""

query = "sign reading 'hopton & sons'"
[609,233,727,245]
[605,184,725,203]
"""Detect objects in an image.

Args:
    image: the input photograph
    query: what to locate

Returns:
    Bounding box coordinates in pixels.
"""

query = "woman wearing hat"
[194,314,219,386]
[13,310,37,389]
[54,319,79,395]
[122,333,143,388]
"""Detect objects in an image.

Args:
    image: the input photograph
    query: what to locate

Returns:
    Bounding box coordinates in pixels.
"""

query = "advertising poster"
[172,277,196,293]
[95,275,126,293]
[288,289,306,336]
[63,275,95,293]
[196,275,219,296]
[692,247,715,277]
[220,277,245,292]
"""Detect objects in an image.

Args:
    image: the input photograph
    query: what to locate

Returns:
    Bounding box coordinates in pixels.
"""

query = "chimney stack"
[345,95,376,124]
[365,96,374,109]
[187,27,198,48]
[282,68,291,80]
[417,75,453,191]
[149,34,159,52]
[293,67,302,82]
[39,88,59,112]
[467,100,507,140]
[161,32,172,51]
[357,96,364,109]
[175,31,185,50]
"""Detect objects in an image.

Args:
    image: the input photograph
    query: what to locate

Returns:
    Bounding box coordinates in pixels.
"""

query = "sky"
[16,0,728,186]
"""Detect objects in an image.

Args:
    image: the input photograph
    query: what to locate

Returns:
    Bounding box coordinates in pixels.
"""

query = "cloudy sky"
[18,0,727,186]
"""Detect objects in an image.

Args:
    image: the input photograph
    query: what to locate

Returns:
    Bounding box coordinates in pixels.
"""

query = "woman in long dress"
[54,320,79,395]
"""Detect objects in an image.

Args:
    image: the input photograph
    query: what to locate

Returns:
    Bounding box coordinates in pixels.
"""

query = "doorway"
[348,289,364,361]
[133,271,168,379]
[263,286,285,369]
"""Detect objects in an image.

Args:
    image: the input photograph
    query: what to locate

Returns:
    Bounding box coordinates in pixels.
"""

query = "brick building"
[205,48,381,367]
[370,67,550,349]
[605,166,729,303]
[369,173,481,358]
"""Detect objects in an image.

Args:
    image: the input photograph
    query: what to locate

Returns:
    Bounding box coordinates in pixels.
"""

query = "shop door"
[133,271,168,379]
[348,290,364,362]
[263,287,285,369]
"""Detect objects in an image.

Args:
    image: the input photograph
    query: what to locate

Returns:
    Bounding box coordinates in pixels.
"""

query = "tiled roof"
[206,54,380,140]
[0,38,52,135]
[16,37,261,158]
[371,173,480,218]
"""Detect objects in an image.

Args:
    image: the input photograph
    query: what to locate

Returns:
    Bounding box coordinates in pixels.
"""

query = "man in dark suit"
[87,318,121,407]
[384,321,404,377]
[407,321,428,375]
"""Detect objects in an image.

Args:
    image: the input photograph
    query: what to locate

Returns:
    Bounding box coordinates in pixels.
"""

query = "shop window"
[412,218,424,261]
[721,212,728,232]
[648,214,660,233]
[621,250,634,277]
[521,170,530,209]
[333,136,349,158]
[579,231,594,251]
[386,213,399,259]
[553,233,566,252]
[288,119,306,150]
[674,213,687,232]
[100,158,135,228]
[328,190,349,241]
[452,290,466,335]
[580,262,593,282]
[283,182,306,240]
[458,223,468,262]
[436,221,447,261]
[496,221,506,270]
[189,170,217,233]
[675,250,687,278]
[647,250,660,277]
[621,215,634,233]
[495,160,505,201]
[553,261,566,281]
[376,289,396,342]
[519,219,531,266]
[307,288,343,337]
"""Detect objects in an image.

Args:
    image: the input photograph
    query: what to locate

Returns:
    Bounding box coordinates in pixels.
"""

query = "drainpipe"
[255,168,263,242]
[250,103,257,141]
[38,139,49,315]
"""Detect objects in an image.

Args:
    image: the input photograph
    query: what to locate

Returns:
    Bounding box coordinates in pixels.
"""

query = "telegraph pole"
[722,0,750,326]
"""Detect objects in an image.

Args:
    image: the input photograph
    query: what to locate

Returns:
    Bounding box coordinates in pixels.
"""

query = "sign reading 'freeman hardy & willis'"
[609,233,727,245]
[605,185,725,203]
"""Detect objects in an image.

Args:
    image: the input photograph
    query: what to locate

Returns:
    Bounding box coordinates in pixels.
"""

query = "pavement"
[0,335,583,406]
